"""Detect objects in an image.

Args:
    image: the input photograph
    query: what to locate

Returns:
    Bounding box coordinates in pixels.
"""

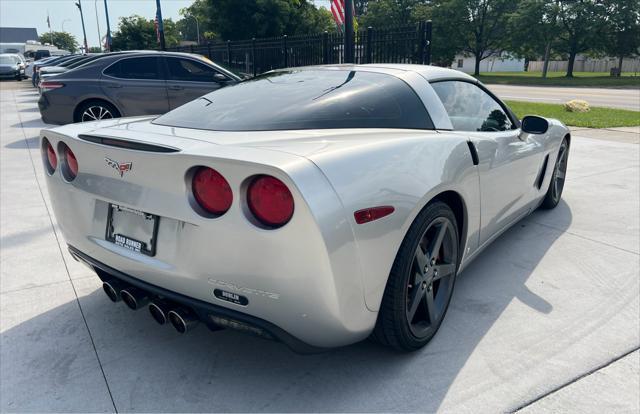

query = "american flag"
[330,0,345,26]
[154,12,160,43]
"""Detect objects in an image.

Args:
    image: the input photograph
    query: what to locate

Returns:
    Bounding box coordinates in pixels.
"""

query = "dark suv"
[38,51,240,125]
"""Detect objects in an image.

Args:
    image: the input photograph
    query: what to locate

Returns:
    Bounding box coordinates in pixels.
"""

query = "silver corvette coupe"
[41,64,570,352]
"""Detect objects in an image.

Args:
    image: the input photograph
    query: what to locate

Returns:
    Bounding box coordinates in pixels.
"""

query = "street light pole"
[103,0,112,52]
[94,0,102,52]
[61,19,71,33]
[188,15,200,44]
[75,0,89,53]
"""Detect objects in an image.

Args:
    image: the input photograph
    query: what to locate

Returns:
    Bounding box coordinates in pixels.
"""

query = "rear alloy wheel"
[76,101,120,123]
[541,138,569,209]
[374,201,459,351]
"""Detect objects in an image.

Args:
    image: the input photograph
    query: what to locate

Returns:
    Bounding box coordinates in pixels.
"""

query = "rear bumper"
[69,245,326,353]
[38,94,72,125]
[41,128,377,348]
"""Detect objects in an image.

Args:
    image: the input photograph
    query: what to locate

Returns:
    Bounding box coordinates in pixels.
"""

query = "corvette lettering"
[105,157,133,177]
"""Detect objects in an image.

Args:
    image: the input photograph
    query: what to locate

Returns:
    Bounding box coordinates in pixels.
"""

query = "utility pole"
[75,1,89,53]
[344,0,354,63]
[188,15,200,44]
[94,0,102,52]
[104,0,112,52]
[155,0,166,50]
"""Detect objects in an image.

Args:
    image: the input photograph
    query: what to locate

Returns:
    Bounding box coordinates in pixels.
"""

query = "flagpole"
[104,0,112,52]
[75,1,89,53]
[344,0,354,63]
[155,0,166,50]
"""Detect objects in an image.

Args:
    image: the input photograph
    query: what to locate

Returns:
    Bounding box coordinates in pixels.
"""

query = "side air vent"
[535,154,550,189]
[78,134,180,153]
[467,140,479,166]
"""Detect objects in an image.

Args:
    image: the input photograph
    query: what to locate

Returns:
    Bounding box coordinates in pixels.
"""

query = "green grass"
[476,71,640,88]
[505,100,640,128]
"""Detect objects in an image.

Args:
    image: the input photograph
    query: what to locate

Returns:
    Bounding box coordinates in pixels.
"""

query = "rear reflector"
[354,206,395,224]
[43,138,57,173]
[40,81,64,92]
[191,167,233,216]
[247,175,294,228]
[64,146,78,180]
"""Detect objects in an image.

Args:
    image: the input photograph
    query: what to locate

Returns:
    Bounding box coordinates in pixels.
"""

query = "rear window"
[104,57,159,80]
[153,69,432,131]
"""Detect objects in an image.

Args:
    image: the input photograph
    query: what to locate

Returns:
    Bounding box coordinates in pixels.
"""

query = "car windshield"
[154,69,432,131]
[0,56,19,65]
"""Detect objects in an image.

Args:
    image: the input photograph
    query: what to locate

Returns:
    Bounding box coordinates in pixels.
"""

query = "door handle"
[168,85,184,90]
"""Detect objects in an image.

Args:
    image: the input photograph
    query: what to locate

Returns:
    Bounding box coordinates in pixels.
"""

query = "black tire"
[540,138,569,210]
[373,201,460,351]
[75,100,120,123]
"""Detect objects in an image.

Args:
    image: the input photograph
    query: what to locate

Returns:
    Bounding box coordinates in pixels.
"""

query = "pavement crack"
[14,90,119,413]
[512,346,640,412]
[528,220,639,256]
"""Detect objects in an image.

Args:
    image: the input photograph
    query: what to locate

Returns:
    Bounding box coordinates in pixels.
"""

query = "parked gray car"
[38,51,241,124]
[0,54,26,80]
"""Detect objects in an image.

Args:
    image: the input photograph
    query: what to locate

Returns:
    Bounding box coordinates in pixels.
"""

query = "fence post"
[366,26,373,64]
[425,20,432,65]
[252,37,257,77]
[322,31,329,64]
[282,35,288,68]
[226,40,231,66]
[207,42,212,59]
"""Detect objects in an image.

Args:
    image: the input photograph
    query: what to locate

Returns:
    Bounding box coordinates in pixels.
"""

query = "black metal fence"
[167,22,432,76]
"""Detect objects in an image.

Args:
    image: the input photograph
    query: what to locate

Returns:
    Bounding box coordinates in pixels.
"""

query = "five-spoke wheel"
[541,137,569,209]
[374,201,460,351]
[75,100,120,123]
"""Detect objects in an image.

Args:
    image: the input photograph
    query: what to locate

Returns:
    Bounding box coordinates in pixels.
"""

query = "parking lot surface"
[1,80,639,412]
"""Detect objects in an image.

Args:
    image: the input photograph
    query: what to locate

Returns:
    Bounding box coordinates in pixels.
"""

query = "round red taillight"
[44,139,57,173]
[247,175,294,228]
[65,146,78,180]
[191,167,233,216]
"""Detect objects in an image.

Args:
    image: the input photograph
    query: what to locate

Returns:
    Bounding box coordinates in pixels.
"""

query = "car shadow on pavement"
[10,119,44,129]
[1,201,572,412]
[4,137,38,149]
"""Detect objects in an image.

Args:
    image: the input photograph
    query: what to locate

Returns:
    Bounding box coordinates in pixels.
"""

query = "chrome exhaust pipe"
[102,280,125,302]
[148,301,171,325]
[120,287,150,310]
[167,308,199,334]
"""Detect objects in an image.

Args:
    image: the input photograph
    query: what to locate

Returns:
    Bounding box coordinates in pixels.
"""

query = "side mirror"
[213,73,228,82]
[521,115,549,134]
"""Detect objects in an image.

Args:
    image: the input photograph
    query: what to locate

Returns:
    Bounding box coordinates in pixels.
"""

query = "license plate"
[106,204,159,256]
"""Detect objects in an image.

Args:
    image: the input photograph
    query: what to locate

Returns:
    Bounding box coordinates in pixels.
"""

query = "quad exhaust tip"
[120,287,150,310]
[167,308,198,334]
[102,280,124,302]
[148,301,171,325]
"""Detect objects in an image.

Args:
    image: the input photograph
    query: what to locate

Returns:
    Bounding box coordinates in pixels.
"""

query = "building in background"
[0,27,68,57]
[451,52,525,73]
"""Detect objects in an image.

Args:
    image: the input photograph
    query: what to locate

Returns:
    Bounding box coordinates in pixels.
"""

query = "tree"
[111,15,180,50]
[555,0,607,77]
[360,0,423,28]
[38,31,78,53]
[508,0,561,77]
[435,0,518,76]
[601,0,640,75]
[178,0,333,41]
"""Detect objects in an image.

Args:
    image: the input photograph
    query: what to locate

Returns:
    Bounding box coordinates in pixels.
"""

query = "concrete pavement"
[487,84,640,111]
[1,80,639,412]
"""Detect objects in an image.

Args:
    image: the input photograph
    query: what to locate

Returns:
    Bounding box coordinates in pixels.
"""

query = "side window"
[166,58,222,82]
[104,57,159,80]
[431,81,513,132]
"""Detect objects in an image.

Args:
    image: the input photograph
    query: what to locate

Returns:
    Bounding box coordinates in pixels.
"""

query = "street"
[1,80,639,413]
[487,84,640,111]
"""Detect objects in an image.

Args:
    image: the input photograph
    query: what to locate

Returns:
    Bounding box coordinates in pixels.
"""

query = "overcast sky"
[0,0,332,49]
